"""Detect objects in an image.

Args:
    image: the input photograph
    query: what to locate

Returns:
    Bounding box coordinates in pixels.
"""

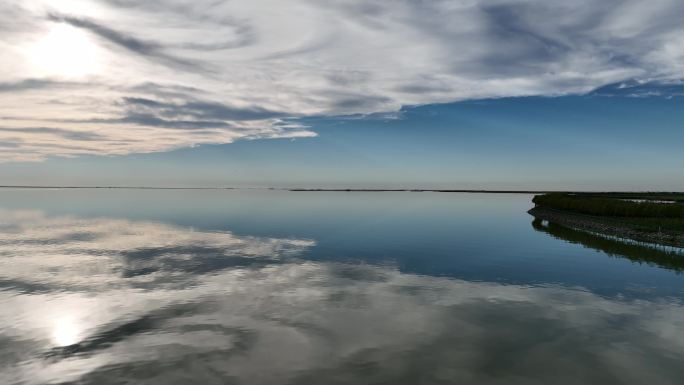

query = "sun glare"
[27,23,101,78]
[52,318,81,346]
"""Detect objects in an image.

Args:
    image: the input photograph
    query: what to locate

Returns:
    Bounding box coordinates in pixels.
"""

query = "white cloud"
[1,0,683,161]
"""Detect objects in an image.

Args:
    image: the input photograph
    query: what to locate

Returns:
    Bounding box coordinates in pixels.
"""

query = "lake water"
[1,189,684,384]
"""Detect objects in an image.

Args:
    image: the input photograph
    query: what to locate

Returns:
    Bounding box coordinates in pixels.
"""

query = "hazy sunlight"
[26,23,100,79]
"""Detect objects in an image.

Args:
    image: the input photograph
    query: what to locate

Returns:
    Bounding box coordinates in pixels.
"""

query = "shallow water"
[1,189,684,385]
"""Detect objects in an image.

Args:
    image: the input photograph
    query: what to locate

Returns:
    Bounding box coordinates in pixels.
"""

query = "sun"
[52,317,81,346]
[26,23,101,79]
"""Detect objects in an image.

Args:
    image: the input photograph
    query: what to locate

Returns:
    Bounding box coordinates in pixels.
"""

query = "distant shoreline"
[0,186,559,193]
[2,186,681,194]
[287,189,558,193]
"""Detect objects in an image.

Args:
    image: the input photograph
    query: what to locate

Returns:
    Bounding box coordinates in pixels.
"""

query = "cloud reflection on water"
[1,210,684,384]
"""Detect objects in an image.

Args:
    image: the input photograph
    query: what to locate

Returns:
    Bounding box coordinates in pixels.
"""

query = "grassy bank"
[531,193,684,233]
[570,192,684,203]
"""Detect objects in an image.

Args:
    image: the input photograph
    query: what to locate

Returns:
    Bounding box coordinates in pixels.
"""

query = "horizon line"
[0,186,682,194]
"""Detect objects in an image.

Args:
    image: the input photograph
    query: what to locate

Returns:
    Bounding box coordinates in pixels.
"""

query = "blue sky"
[1,1,683,189]
[2,84,682,190]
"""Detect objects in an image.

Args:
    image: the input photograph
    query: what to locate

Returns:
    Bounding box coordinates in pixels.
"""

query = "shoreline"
[528,207,684,248]
[0,186,662,194]
[0,186,557,193]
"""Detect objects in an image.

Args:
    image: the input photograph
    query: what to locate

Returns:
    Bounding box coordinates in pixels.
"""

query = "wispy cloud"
[46,12,210,73]
[590,79,684,98]
[120,97,289,122]
[1,0,684,161]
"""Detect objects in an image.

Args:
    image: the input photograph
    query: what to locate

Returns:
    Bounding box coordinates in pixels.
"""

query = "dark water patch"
[119,245,283,278]
[54,356,243,385]
[326,264,390,283]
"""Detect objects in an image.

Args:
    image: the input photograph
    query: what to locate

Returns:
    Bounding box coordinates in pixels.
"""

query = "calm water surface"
[1,190,684,384]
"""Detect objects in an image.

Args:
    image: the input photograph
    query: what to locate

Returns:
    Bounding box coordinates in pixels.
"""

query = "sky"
[1,0,683,189]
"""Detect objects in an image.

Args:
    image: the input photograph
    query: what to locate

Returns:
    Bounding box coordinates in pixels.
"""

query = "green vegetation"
[532,193,684,219]
[532,193,684,232]
[570,192,684,203]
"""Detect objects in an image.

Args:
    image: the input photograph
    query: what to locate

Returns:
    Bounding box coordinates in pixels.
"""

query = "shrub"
[532,193,684,219]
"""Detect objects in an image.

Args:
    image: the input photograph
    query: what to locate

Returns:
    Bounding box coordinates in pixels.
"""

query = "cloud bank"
[1,0,684,161]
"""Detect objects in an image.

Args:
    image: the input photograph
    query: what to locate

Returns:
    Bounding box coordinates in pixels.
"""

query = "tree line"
[533,193,684,219]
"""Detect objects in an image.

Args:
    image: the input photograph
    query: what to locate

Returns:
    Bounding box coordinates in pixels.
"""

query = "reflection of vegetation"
[532,193,684,232]
[532,219,684,273]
